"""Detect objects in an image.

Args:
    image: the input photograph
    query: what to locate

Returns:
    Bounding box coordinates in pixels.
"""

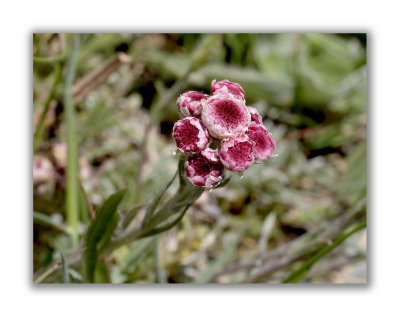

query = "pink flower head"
[177,91,208,118]
[247,106,263,124]
[173,117,210,154]
[211,79,245,101]
[201,94,250,140]
[246,122,275,163]
[219,136,254,172]
[185,148,225,188]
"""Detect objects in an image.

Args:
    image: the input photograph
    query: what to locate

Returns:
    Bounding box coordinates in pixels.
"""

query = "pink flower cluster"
[173,80,275,188]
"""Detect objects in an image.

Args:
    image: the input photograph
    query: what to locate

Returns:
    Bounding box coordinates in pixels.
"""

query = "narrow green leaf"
[78,185,90,224]
[97,212,120,252]
[33,51,69,64]
[83,189,126,283]
[102,170,204,254]
[122,203,147,229]
[94,260,109,283]
[283,219,367,283]
[142,169,178,226]
[146,184,203,228]
[140,205,190,238]
[33,64,62,154]
[33,211,70,235]
[61,253,69,283]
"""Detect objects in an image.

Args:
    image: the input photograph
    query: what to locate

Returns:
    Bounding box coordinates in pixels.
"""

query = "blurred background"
[33,33,367,283]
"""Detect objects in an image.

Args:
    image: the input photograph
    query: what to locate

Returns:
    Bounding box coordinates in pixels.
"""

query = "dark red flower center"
[247,126,272,152]
[210,99,247,129]
[174,121,200,147]
[187,153,223,177]
[226,141,253,165]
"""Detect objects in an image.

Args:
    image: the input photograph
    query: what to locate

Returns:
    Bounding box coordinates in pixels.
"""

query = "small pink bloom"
[185,148,225,188]
[173,117,210,154]
[246,122,275,163]
[247,106,263,124]
[201,94,250,140]
[177,91,208,118]
[219,136,254,172]
[211,79,245,101]
[33,155,54,185]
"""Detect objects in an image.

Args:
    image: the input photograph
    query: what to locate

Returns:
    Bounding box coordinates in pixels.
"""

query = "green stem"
[33,64,63,154]
[33,51,69,64]
[140,205,190,238]
[64,34,80,247]
[142,169,178,227]
[283,219,367,283]
[102,176,204,255]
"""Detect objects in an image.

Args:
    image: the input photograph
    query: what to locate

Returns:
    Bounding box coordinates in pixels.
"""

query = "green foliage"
[83,190,126,283]
[283,219,366,283]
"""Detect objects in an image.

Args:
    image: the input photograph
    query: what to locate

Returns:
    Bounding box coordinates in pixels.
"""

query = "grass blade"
[283,219,367,283]
[34,51,69,64]
[83,189,126,283]
[122,203,147,229]
[142,169,178,227]
[64,34,81,247]
[140,205,190,238]
[61,253,70,283]
[33,64,62,154]
[33,211,70,235]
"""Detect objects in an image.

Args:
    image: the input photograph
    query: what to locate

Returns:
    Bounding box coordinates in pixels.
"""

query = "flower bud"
[177,91,208,118]
[219,136,254,172]
[246,122,275,163]
[185,148,225,188]
[173,117,210,154]
[247,106,263,124]
[211,79,245,101]
[201,94,250,140]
